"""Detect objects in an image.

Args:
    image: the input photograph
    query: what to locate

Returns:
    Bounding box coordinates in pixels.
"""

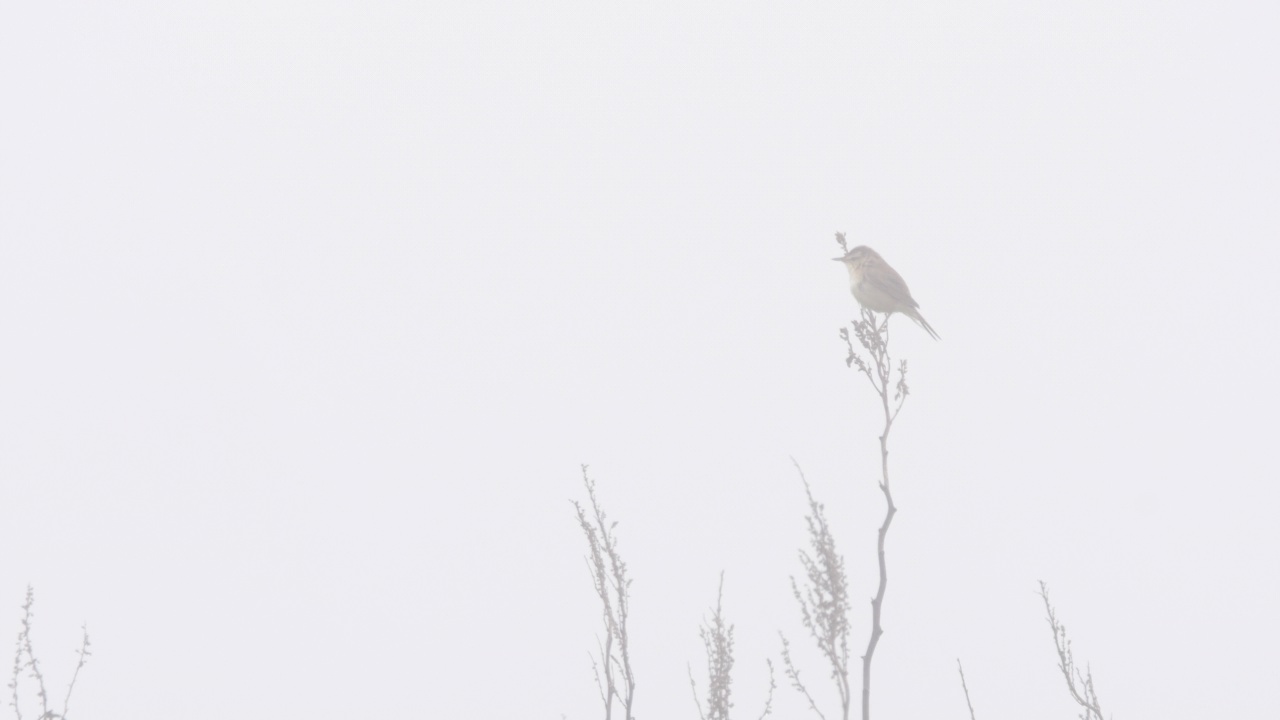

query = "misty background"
[1,2,1277,718]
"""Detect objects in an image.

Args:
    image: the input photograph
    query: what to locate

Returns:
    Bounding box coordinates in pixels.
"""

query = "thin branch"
[786,461,851,719]
[956,659,977,720]
[8,588,90,720]
[846,306,902,720]
[757,659,776,720]
[13,587,50,720]
[8,594,21,720]
[779,633,826,720]
[1039,582,1106,720]
[574,466,636,720]
[694,573,734,720]
[689,663,707,720]
[590,649,607,708]
[56,626,90,720]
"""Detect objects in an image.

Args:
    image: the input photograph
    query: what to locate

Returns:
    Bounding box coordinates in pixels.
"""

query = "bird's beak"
[832,257,846,262]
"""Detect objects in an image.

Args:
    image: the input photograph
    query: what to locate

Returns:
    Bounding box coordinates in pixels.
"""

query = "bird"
[834,245,939,340]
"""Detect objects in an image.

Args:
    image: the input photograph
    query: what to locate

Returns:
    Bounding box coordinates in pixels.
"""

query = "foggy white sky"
[1,2,1277,718]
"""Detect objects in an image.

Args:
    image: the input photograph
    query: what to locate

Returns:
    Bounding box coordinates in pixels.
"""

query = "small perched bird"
[834,245,939,340]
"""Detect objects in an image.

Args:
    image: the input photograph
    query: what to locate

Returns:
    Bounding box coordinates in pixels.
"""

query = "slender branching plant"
[780,462,851,720]
[835,231,910,720]
[7,586,91,720]
[696,571,737,717]
[757,659,776,720]
[688,574,775,720]
[689,573,735,720]
[1039,582,1107,720]
[573,466,636,720]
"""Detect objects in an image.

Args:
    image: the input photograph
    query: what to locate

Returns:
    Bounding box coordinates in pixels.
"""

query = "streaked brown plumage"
[833,246,939,340]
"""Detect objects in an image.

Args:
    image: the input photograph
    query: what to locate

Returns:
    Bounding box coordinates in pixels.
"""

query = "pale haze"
[1,3,1277,719]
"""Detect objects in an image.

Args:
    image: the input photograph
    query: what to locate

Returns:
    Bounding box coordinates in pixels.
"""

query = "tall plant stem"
[842,309,907,720]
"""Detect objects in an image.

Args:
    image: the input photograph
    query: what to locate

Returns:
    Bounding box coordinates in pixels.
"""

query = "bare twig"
[689,664,707,720]
[778,633,827,720]
[1039,582,1106,720]
[7,596,20,720]
[12,587,50,720]
[590,646,609,710]
[59,627,90,720]
[854,312,901,720]
[689,573,734,720]
[956,659,977,720]
[573,466,636,720]
[8,587,91,720]
[785,461,850,719]
[757,659,775,720]
[689,575,776,720]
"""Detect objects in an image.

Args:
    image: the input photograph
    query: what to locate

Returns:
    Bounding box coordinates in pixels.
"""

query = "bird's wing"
[869,263,919,309]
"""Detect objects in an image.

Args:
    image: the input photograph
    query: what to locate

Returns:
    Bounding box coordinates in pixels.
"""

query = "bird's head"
[833,246,874,264]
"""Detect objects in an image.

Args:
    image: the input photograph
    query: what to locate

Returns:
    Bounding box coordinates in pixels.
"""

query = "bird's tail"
[906,309,940,340]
